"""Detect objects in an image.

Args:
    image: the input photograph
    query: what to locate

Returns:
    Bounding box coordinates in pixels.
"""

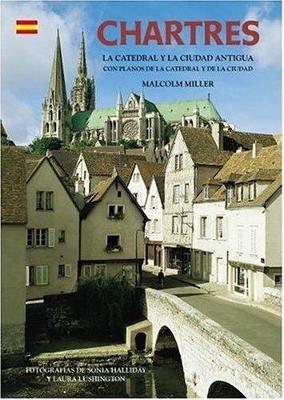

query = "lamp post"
[135,228,145,286]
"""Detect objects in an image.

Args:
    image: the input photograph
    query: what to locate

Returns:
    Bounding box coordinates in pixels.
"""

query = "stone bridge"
[142,288,281,398]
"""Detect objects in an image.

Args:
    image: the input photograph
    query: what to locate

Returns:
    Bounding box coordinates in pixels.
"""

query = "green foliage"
[118,139,140,149]
[76,277,144,341]
[72,139,97,150]
[28,137,62,154]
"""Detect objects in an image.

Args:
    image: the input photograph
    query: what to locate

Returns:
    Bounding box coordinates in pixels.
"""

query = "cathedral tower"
[71,32,95,114]
[41,30,71,144]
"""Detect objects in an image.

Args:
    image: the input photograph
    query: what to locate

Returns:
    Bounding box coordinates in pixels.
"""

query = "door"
[217,257,226,284]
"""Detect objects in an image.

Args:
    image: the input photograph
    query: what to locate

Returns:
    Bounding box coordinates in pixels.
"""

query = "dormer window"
[204,185,209,200]
[227,186,233,205]
[249,182,256,201]
[236,184,243,202]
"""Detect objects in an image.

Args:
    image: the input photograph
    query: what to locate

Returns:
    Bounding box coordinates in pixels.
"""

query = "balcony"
[105,245,123,253]
[108,213,125,220]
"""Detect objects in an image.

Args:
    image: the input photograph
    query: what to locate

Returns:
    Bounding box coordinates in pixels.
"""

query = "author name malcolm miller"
[142,80,214,88]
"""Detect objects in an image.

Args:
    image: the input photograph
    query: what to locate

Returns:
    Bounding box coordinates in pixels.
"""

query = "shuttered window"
[48,228,56,248]
[35,265,48,285]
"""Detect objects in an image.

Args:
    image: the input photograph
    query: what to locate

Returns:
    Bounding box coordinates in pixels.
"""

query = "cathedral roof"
[71,98,222,131]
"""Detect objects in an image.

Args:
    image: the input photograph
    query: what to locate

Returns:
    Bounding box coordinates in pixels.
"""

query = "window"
[250,227,257,254]
[204,186,209,200]
[249,182,256,201]
[36,191,44,210]
[106,235,121,251]
[122,265,133,281]
[27,265,48,285]
[181,215,188,234]
[172,216,179,234]
[174,154,183,170]
[184,183,189,203]
[58,230,65,243]
[83,171,87,179]
[36,191,54,211]
[133,173,140,182]
[146,119,154,140]
[216,217,223,240]
[150,195,156,209]
[151,219,158,233]
[236,185,243,202]
[234,267,248,296]
[108,205,124,219]
[45,192,54,210]
[58,264,71,278]
[26,229,34,247]
[117,191,122,198]
[173,185,180,204]
[227,186,233,205]
[82,264,107,278]
[35,228,48,247]
[274,274,282,287]
[133,193,138,201]
[200,217,207,238]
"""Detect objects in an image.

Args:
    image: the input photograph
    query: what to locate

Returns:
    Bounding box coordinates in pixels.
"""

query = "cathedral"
[41,31,224,148]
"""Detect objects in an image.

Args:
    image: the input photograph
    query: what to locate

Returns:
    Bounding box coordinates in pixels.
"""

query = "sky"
[1,0,282,145]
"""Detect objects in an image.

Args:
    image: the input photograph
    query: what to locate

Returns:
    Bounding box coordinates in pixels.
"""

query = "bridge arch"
[207,380,246,398]
[144,288,281,398]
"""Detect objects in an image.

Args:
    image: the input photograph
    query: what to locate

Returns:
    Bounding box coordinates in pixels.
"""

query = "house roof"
[229,174,282,208]
[27,156,84,211]
[91,145,125,154]
[154,175,165,206]
[82,174,149,221]
[1,147,27,224]
[179,127,231,166]
[82,151,146,181]
[25,153,44,179]
[214,145,281,183]
[72,98,222,131]
[195,185,226,203]
[223,130,276,150]
[195,145,282,205]
[133,161,165,187]
[48,150,80,176]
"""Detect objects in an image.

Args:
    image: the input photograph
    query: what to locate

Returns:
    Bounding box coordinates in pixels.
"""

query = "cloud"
[246,3,281,68]
[1,1,96,144]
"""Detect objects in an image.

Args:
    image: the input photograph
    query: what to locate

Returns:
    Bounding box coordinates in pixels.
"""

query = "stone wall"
[144,288,281,399]
[263,287,282,307]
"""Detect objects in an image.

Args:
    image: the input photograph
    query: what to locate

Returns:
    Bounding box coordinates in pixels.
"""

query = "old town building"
[26,156,83,300]
[1,147,27,364]
[80,173,148,284]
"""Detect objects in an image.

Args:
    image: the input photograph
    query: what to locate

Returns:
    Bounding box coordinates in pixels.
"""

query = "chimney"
[75,178,85,195]
[252,141,262,158]
[236,146,243,153]
[211,121,224,150]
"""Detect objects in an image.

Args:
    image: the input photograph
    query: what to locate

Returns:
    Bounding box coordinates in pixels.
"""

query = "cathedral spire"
[78,31,87,77]
[71,32,95,114]
[48,29,67,102]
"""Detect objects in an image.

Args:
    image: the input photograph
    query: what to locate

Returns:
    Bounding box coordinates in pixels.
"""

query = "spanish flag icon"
[16,20,38,34]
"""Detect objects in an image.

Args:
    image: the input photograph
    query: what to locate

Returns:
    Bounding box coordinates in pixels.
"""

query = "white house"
[73,150,145,196]
[192,180,228,284]
[127,161,164,208]
[205,144,281,301]
[144,175,165,267]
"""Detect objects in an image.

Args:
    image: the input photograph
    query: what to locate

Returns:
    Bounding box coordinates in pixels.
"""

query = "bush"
[76,277,144,341]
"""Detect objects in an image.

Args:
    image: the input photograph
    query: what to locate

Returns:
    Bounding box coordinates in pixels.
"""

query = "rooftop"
[133,161,165,187]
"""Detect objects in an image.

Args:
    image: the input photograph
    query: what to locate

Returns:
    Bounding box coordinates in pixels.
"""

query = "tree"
[118,139,140,149]
[28,137,63,155]
[72,139,97,150]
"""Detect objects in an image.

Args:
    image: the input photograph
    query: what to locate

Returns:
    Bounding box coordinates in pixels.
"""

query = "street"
[142,271,282,363]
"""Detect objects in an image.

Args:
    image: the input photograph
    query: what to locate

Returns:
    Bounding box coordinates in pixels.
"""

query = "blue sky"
[2,1,282,144]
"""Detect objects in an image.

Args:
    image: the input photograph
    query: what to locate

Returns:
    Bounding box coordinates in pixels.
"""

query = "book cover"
[1,0,282,398]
